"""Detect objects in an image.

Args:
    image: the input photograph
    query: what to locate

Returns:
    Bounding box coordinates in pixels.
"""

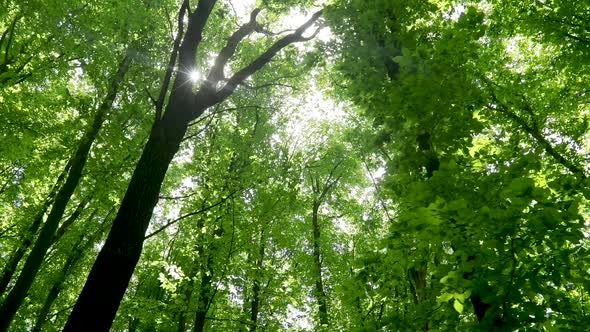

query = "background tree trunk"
[0,53,131,331]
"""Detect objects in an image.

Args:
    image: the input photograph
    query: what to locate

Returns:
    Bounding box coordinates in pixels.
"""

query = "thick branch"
[1,14,21,65]
[210,10,322,106]
[319,159,344,202]
[204,8,262,89]
[174,0,217,90]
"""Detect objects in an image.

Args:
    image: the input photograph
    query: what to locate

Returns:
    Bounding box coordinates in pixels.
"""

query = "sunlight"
[189,70,201,82]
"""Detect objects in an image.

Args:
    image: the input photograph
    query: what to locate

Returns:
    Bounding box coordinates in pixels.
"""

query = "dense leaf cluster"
[0,0,588,331]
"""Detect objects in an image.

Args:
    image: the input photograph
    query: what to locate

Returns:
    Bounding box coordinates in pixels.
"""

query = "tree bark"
[32,218,108,332]
[240,228,266,332]
[193,224,223,332]
[0,52,131,331]
[193,266,214,332]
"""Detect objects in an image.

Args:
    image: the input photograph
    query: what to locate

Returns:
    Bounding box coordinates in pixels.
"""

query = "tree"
[2,0,590,330]
[64,1,322,329]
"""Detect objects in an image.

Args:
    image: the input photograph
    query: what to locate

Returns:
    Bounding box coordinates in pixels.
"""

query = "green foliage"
[1,0,589,330]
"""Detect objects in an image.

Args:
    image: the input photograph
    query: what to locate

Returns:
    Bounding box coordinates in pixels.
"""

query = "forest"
[0,0,589,330]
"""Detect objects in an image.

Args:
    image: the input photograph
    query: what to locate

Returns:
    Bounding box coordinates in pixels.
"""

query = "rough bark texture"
[63,111,191,331]
[0,53,131,331]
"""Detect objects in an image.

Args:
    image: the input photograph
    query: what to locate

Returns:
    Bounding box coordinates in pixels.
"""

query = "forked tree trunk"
[64,1,321,328]
[0,53,131,331]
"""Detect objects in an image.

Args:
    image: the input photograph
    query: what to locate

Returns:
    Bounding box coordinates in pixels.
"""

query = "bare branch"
[155,0,189,119]
[210,10,323,106]
[145,88,157,107]
[203,8,262,89]
[241,81,295,91]
[145,192,236,240]
[182,113,216,141]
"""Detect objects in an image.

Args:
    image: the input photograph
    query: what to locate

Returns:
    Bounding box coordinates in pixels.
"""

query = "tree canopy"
[0,0,589,331]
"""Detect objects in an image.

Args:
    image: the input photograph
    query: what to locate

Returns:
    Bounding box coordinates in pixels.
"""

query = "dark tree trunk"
[32,219,107,332]
[63,111,190,331]
[311,202,329,327]
[193,255,215,332]
[0,212,45,297]
[249,234,266,331]
[0,161,71,296]
[193,223,224,332]
[176,225,203,332]
[63,1,321,328]
[176,261,200,332]
[50,193,94,245]
[0,54,130,331]
[240,228,265,332]
[176,270,195,332]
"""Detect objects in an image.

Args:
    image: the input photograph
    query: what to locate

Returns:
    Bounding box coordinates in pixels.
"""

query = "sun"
[189,70,200,82]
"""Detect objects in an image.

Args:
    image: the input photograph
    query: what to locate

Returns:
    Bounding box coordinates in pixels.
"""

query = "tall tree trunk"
[193,224,223,332]
[64,2,320,328]
[311,202,329,328]
[176,267,196,332]
[63,113,190,330]
[193,266,213,332]
[0,53,131,331]
[240,228,266,332]
[50,193,94,245]
[176,219,206,332]
[0,160,71,296]
[248,232,266,331]
[32,217,108,332]
[63,1,217,327]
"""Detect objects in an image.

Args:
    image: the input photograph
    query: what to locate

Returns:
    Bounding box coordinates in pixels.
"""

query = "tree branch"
[145,192,236,240]
[209,10,323,106]
[203,8,262,90]
[155,0,189,120]
[173,0,217,92]
[482,80,586,179]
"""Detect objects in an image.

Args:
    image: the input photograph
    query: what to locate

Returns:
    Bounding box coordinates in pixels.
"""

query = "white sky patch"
[230,0,255,22]
[372,166,386,180]
[334,216,356,235]
[442,3,466,21]
[283,303,313,330]
[272,77,350,152]
[231,0,331,44]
